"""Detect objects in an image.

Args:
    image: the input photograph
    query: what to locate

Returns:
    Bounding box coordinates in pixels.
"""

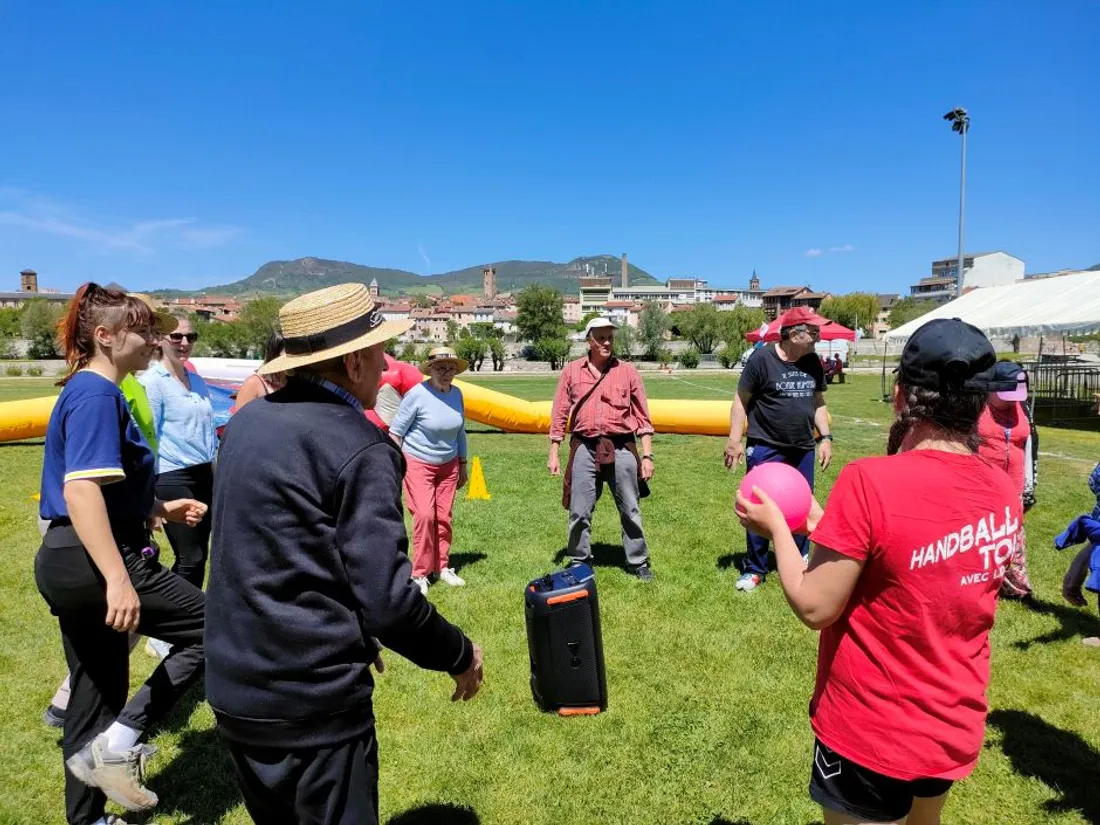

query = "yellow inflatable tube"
[0,384,827,442]
[453,380,829,438]
[0,395,57,442]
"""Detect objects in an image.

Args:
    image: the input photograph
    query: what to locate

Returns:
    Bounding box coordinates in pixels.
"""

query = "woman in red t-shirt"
[737,318,1021,825]
[976,361,1035,599]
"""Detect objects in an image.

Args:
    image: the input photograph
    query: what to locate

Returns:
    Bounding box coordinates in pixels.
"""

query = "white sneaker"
[412,576,430,596]
[438,568,466,587]
[144,638,171,660]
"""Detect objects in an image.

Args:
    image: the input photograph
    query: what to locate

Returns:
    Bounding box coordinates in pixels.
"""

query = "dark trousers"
[155,462,214,588]
[35,532,206,825]
[1063,546,1097,607]
[743,441,815,578]
[225,731,379,825]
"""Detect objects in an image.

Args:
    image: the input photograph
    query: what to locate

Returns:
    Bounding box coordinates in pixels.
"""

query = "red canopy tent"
[744,308,856,343]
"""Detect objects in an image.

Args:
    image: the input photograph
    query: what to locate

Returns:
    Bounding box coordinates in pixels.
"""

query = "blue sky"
[1,1,1097,294]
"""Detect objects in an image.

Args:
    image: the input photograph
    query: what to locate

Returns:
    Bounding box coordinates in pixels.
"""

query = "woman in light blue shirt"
[390,346,470,595]
[139,318,217,602]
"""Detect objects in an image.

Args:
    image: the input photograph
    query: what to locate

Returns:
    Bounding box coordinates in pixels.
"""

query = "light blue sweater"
[139,362,218,474]
[390,382,467,465]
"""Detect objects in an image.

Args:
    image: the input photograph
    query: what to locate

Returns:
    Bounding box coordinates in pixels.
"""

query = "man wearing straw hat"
[206,284,484,825]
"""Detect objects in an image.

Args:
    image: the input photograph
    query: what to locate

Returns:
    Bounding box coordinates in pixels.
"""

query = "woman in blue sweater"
[390,347,470,595]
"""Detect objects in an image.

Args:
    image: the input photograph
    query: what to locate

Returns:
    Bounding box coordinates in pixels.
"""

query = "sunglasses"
[788,325,820,339]
[167,332,199,343]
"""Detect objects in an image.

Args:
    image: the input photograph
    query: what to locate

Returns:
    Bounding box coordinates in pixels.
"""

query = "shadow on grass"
[147,726,241,824]
[0,439,44,448]
[448,552,487,573]
[386,803,479,824]
[716,552,747,572]
[988,709,1100,822]
[553,542,635,572]
[1010,596,1100,649]
[147,680,207,736]
[706,819,823,825]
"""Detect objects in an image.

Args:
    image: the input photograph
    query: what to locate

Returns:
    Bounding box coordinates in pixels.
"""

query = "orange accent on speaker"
[546,590,589,605]
[558,706,601,717]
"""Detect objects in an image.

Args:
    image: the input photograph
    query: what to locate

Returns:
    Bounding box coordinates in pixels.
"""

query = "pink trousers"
[403,456,460,578]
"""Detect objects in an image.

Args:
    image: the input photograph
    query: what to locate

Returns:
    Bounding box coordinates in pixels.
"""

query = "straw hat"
[129,293,178,335]
[258,283,413,376]
[419,345,469,376]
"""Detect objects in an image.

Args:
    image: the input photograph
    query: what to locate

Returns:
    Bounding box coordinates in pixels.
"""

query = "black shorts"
[809,739,953,822]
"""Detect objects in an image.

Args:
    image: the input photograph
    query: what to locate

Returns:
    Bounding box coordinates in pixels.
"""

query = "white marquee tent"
[885,269,1100,342]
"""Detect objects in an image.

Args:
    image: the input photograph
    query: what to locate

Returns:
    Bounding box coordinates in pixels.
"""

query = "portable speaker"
[524,564,608,715]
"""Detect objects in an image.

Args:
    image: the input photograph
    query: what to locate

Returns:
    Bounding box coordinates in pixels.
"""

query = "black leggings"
[155,463,214,589]
[35,525,205,825]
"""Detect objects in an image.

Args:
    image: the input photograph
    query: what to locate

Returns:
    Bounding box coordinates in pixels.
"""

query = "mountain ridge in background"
[153,254,659,298]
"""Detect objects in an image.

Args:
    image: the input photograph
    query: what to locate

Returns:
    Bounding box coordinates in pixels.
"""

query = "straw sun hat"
[258,283,413,376]
[419,346,468,376]
[128,293,179,335]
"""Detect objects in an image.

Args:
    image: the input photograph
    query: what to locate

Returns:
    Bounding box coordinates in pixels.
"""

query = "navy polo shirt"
[40,371,156,530]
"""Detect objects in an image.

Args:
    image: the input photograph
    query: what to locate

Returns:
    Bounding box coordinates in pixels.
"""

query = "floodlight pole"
[944,107,971,293]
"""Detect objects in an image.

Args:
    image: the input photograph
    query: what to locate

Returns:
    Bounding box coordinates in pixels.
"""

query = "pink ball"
[738,462,813,531]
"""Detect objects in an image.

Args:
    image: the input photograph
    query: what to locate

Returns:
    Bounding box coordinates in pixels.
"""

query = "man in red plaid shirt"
[548,317,656,581]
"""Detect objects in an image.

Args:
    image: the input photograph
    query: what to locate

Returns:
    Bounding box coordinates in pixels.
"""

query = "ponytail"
[56,283,156,386]
[886,382,987,455]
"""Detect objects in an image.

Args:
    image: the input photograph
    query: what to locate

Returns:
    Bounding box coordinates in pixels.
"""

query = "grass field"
[1,373,1099,825]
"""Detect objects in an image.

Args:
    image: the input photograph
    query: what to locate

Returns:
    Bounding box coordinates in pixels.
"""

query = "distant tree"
[446,319,460,343]
[191,320,251,358]
[21,299,63,359]
[516,285,566,343]
[888,297,937,330]
[718,305,765,366]
[488,337,506,371]
[613,324,636,360]
[676,303,722,354]
[469,322,503,340]
[398,341,419,363]
[239,297,284,355]
[574,311,602,333]
[534,336,571,370]
[676,347,701,369]
[384,338,398,357]
[411,294,434,309]
[637,301,670,360]
[0,307,21,338]
[454,335,488,371]
[818,293,879,332]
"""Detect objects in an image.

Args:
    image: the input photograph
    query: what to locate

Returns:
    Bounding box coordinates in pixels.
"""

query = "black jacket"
[205,378,473,748]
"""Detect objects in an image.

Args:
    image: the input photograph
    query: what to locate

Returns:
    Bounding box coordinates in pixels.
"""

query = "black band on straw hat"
[283,309,384,356]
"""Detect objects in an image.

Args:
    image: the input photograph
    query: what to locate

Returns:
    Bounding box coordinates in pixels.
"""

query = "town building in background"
[0,269,75,308]
[761,285,830,319]
[873,294,899,339]
[909,251,1024,304]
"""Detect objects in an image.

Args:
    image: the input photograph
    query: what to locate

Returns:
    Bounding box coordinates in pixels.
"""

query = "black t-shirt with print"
[738,344,826,450]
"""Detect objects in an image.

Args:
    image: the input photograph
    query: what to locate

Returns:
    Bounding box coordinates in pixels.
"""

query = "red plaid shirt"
[549,357,654,441]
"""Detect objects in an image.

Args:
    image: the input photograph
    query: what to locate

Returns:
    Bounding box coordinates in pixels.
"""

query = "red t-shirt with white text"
[808,450,1021,780]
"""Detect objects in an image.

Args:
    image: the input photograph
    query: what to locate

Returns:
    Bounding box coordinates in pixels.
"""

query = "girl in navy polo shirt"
[35,283,208,825]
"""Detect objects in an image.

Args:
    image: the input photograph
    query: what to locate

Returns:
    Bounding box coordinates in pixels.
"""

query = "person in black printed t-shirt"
[724,306,834,592]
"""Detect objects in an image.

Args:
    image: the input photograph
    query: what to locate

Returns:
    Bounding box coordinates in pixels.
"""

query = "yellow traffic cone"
[465,456,492,501]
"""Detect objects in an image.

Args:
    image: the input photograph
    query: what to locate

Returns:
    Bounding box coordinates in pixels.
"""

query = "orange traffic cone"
[465,456,492,501]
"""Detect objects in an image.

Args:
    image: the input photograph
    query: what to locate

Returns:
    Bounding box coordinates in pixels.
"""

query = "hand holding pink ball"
[737,463,813,531]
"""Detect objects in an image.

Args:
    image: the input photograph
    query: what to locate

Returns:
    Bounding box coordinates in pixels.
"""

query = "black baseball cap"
[896,318,1015,392]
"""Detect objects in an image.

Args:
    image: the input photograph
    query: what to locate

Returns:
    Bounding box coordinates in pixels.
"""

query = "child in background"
[1060,461,1100,630]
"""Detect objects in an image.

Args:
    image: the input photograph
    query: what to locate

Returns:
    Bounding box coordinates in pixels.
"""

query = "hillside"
[153,254,659,299]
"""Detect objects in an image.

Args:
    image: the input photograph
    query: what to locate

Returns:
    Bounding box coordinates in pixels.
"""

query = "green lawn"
[1,374,1099,825]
